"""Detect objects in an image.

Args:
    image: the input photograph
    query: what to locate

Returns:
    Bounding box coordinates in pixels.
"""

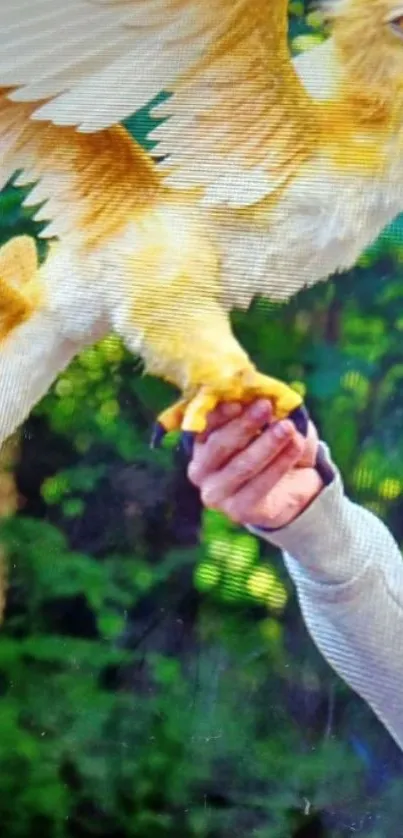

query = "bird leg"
[119,232,305,451]
[150,399,187,448]
[140,294,304,449]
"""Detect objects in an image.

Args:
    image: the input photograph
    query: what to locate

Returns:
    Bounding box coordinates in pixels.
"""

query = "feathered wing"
[0,88,160,445]
[0,0,321,207]
[0,90,160,243]
[151,0,322,206]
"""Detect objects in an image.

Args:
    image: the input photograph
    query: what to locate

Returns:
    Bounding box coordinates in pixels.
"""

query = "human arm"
[188,401,403,750]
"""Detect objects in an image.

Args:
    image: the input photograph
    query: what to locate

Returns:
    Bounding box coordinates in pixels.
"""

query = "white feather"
[22,183,51,207]
[0,0,214,130]
[9,32,135,102]
[201,168,277,208]
[0,312,81,447]
[0,1,89,44]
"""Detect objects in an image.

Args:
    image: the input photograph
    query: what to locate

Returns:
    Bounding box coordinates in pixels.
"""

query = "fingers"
[198,401,243,441]
[187,396,323,530]
[189,399,273,484]
[195,420,304,508]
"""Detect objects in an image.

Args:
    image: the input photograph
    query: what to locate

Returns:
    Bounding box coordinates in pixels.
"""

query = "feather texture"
[0,0,318,207]
[1,0,403,450]
[0,91,161,245]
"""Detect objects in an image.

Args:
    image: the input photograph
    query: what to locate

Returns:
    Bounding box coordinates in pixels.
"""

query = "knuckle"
[187,460,201,486]
[235,453,255,477]
[241,418,264,441]
[200,485,211,506]
[222,497,241,522]
[301,439,318,467]
[280,419,294,436]
[205,429,234,464]
[209,438,231,463]
[291,433,305,455]
[235,412,264,441]
[200,482,219,509]
[282,426,302,452]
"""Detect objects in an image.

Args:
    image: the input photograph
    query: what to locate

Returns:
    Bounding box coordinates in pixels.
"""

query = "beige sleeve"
[249,451,403,750]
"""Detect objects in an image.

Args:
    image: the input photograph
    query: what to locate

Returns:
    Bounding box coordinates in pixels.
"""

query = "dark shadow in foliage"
[291,812,328,838]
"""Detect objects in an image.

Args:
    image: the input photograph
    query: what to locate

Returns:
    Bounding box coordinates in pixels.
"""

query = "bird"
[0,0,403,451]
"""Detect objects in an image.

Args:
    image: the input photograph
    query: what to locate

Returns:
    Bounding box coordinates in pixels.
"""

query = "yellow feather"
[0,236,43,340]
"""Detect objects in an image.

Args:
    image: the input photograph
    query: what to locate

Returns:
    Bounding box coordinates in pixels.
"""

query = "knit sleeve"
[249,449,403,750]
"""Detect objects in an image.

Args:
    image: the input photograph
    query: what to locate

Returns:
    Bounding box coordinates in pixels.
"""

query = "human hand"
[187,399,324,530]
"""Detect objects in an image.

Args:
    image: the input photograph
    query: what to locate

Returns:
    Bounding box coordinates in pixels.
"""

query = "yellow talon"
[249,373,303,420]
[151,369,304,448]
[156,399,187,433]
[151,398,187,447]
[181,388,220,434]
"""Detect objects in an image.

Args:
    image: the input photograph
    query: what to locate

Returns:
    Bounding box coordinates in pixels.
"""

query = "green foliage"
[1,5,403,837]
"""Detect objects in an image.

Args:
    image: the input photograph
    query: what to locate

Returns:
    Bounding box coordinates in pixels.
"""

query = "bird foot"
[150,368,307,454]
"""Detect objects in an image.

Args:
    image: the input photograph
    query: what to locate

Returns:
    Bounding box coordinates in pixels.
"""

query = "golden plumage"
[1,0,403,445]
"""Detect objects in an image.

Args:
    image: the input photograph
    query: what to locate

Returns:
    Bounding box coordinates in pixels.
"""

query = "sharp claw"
[315,446,335,486]
[180,431,196,458]
[150,421,167,449]
[288,405,309,438]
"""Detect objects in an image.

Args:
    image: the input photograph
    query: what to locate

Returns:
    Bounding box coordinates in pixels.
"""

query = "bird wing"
[0,0,321,207]
[0,90,160,242]
[151,1,322,206]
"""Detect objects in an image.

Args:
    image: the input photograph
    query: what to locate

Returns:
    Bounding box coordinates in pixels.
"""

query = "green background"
[0,3,403,836]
